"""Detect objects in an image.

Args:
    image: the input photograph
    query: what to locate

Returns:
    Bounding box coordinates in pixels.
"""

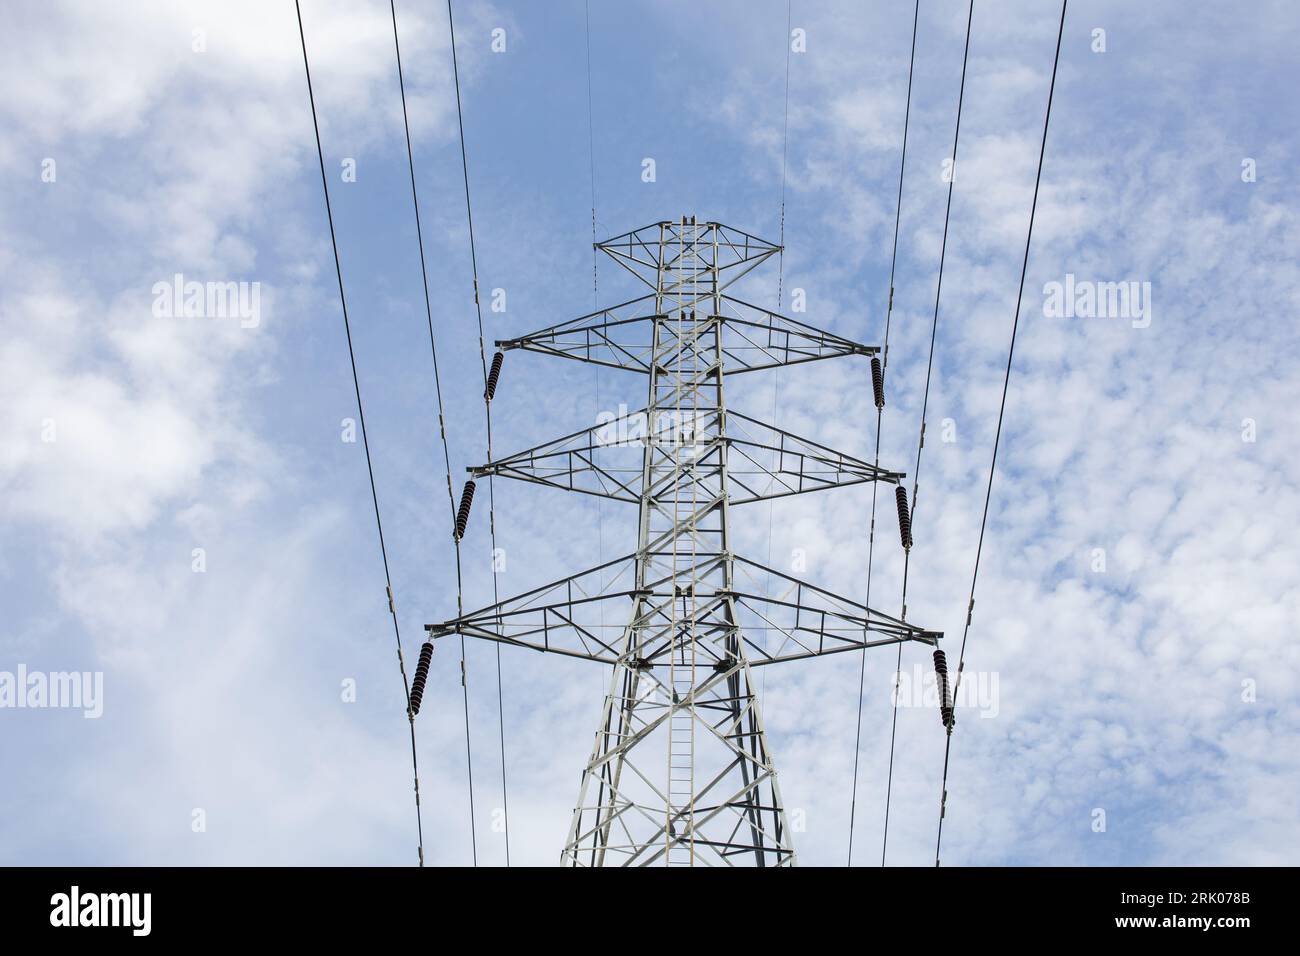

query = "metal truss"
[426,550,939,668]
[597,219,781,294]
[496,294,874,375]
[468,404,904,505]
[427,218,942,867]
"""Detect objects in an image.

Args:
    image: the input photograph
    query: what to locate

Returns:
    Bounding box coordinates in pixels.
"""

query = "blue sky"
[1,0,1297,866]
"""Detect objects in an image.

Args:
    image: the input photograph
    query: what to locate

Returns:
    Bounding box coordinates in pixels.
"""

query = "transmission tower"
[426,217,942,867]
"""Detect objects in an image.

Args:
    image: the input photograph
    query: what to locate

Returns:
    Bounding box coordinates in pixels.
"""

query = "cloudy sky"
[1,0,1296,866]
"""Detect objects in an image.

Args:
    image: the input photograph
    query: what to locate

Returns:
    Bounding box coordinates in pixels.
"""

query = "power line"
[880,0,974,865]
[760,0,793,708]
[581,0,620,843]
[585,0,600,306]
[445,0,510,866]
[848,0,920,868]
[293,0,425,867]
[934,0,1068,868]
[775,0,792,311]
[387,0,481,867]
[584,0,608,710]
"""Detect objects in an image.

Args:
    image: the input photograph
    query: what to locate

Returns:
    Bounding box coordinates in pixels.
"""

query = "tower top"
[596,219,782,294]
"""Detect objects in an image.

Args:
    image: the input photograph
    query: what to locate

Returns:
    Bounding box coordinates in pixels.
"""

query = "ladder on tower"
[666,630,695,865]
[665,218,700,866]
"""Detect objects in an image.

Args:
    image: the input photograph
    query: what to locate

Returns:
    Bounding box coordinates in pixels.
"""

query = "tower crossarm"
[497,298,874,376]
[424,550,939,668]
[496,293,661,373]
[726,554,940,665]
[467,405,903,505]
[722,409,903,502]
[714,294,876,372]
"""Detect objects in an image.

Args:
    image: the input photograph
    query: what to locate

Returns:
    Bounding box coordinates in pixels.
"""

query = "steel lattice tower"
[428,218,942,866]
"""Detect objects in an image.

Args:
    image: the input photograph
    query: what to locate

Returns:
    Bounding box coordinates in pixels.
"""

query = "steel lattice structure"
[428,218,942,866]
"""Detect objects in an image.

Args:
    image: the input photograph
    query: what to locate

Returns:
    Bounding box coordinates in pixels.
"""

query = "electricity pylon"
[427,218,942,867]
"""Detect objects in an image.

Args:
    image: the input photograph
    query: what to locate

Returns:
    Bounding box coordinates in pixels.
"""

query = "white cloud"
[2,0,1297,868]
[0,0,500,864]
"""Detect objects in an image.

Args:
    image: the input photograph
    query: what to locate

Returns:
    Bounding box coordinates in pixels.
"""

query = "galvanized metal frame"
[427,219,942,867]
